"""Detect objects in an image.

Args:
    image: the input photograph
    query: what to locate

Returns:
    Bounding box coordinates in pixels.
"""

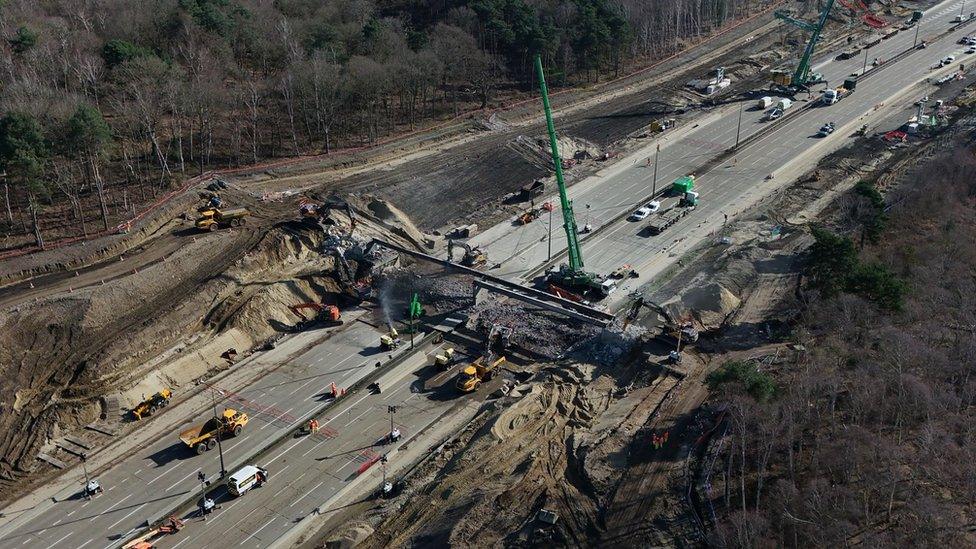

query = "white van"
[776,98,793,110]
[757,96,773,109]
[227,465,268,497]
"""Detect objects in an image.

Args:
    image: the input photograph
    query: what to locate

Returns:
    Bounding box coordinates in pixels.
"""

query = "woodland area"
[706,148,976,547]
[0,0,776,250]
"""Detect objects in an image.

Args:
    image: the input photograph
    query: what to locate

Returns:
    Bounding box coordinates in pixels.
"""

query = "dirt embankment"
[0,197,415,501]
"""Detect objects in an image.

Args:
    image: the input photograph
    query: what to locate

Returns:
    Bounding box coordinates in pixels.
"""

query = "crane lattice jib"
[533,54,584,272]
[795,0,836,85]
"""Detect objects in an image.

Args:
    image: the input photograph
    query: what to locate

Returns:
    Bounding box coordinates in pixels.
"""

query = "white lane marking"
[260,407,295,431]
[240,517,276,545]
[170,536,191,549]
[343,407,372,427]
[46,532,73,547]
[289,378,315,396]
[90,494,131,522]
[321,393,372,424]
[76,539,94,549]
[289,481,325,507]
[146,463,179,485]
[266,438,305,465]
[106,502,147,530]
[166,468,202,492]
[224,437,250,454]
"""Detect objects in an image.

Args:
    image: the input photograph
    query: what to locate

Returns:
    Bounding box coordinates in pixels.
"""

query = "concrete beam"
[472,279,611,328]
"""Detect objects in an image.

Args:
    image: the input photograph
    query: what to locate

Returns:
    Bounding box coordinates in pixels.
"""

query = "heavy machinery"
[434,347,456,370]
[132,389,173,420]
[647,206,692,235]
[287,302,341,331]
[534,54,608,299]
[380,328,402,351]
[447,239,487,267]
[773,0,836,90]
[195,207,249,231]
[518,206,542,225]
[671,175,700,207]
[179,408,249,455]
[455,356,505,393]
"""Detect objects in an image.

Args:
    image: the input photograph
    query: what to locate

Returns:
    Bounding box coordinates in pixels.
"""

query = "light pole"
[546,204,553,260]
[651,143,661,196]
[862,46,871,74]
[387,405,397,437]
[734,101,744,148]
[210,389,226,477]
[914,20,922,48]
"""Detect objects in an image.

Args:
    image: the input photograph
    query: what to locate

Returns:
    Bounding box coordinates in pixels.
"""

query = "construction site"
[2,0,975,547]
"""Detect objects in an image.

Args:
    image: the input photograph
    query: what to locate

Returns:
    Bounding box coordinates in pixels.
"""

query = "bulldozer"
[518,207,542,225]
[287,302,341,331]
[455,356,505,393]
[132,389,173,420]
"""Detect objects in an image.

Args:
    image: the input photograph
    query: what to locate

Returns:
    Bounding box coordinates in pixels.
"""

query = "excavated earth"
[0,199,415,501]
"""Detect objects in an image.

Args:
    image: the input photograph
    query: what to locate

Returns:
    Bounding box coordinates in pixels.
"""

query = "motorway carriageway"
[469,0,973,304]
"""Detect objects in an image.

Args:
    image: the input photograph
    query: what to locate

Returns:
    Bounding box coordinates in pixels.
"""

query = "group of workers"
[651,431,670,450]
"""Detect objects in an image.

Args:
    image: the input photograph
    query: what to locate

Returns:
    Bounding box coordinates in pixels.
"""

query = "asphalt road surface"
[1,2,971,548]
[0,317,392,549]
[471,0,973,303]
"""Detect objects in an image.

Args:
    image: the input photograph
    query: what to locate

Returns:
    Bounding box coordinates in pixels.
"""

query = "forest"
[0,0,775,249]
[706,147,976,547]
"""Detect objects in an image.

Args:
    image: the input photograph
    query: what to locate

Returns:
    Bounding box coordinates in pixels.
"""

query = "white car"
[966,46,976,54]
[629,206,653,221]
[941,55,956,66]
[644,200,661,213]
[967,37,976,45]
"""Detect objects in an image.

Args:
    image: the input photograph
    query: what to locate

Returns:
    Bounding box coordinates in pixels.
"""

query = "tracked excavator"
[287,302,342,331]
[447,239,487,267]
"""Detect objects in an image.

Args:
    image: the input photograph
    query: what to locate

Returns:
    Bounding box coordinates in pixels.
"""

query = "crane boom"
[534,54,584,272]
[775,0,836,87]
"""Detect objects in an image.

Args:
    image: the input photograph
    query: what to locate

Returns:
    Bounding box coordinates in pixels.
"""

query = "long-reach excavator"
[534,54,609,299]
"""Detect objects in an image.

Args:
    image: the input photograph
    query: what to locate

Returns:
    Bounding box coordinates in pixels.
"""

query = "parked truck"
[821,77,858,105]
[647,206,693,235]
[180,409,249,454]
[195,207,249,232]
[456,356,505,393]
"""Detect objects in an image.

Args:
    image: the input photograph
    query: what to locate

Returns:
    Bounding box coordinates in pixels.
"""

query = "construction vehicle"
[380,328,402,351]
[679,190,699,207]
[822,78,857,105]
[647,206,692,235]
[122,516,185,549]
[648,118,676,133]
[610,265,639,279]
[455,356,505,393]
[447,239,487,267]
[534,55,609,300]
[195,207,249,231]
[773,0,837,89]
[132,389,173,420]
[672,175,695,195]
[179,409,249,455]
[287,302,341,331]
[434,347,456,370]
[518,206,542,225]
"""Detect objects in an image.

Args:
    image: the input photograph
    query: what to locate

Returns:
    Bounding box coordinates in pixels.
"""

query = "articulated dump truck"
[180,409,249,455]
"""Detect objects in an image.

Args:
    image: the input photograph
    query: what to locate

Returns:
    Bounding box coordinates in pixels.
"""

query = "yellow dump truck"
[180,409,249,454]
[195,207,249,231]
[132,389,173,420]
[455,356,505,393]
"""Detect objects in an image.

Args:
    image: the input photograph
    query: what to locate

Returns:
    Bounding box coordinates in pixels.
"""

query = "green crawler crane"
[774,0,836,89]
[534,54,609,299]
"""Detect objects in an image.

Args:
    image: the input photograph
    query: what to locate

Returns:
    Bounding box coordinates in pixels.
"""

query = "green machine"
[534,54,609,299]
[774,0,836,89]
